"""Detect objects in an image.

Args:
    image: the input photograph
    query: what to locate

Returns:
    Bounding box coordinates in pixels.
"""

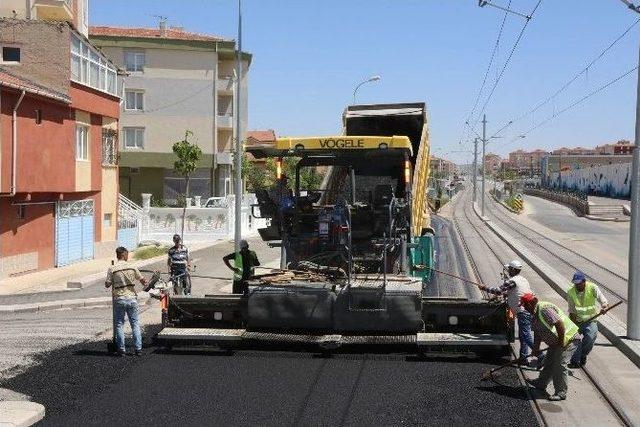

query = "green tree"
[172,130,202,236]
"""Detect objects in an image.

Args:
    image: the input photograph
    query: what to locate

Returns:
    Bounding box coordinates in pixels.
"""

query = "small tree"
[172,130,202,237]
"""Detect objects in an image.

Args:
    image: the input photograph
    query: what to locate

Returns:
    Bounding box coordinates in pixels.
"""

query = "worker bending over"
[478,260,534,365]
[567,271,608,368]
[105,247,147,357]
[223,239,260,294]
[521,293,581,401]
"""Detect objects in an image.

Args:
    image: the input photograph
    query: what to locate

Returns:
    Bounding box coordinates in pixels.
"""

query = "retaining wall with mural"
[543,162,631,199]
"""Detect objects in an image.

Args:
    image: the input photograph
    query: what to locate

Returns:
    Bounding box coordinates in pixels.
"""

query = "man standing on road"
[521,293,582,401]
[105,247,147,357]
[223,239,260,294]
[478,260,534,364]
[168,234,191,294]
[566,271,608,368]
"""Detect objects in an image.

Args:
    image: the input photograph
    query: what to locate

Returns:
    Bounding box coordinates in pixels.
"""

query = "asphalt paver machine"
[156,103,513,352]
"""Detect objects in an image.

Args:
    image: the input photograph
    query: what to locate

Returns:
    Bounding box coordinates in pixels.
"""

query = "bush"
[133,245,170,260]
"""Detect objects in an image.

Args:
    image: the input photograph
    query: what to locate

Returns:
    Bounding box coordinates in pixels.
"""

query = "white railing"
[139,193,265,243]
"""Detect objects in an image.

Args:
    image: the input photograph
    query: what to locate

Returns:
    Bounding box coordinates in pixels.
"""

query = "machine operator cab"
[247,135,416,277]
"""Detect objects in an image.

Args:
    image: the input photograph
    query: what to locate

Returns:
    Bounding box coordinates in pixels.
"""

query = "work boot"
[525,378,546,392]
[568,361,581,369]
[580,357,587,367]
[115,351,125,358]
[516,356,530,366]
[548,392,566,401]
[134,350,142,357]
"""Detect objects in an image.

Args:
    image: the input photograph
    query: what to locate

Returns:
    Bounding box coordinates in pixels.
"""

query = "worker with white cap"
[478,260,534,364]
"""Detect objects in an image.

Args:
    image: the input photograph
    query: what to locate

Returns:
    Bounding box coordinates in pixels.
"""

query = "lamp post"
[233,0,243,254]
[352,75,381,105]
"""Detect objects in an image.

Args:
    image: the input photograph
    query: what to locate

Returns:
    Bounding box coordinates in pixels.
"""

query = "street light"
[353,75,381,104]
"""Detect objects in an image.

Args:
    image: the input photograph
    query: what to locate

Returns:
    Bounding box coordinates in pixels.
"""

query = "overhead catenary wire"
[491,17,640,138]
[465,0,512,127]
[518,65,639,138]
[470,0,544,132]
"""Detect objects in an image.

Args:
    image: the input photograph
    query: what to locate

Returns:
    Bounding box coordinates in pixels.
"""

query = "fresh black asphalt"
[2,332,537,426]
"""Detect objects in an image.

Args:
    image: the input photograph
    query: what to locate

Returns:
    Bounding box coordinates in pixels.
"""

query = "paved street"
[0,235,279,306]
[0,209,541,426]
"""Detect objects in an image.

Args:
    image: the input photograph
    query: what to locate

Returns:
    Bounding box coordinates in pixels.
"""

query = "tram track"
[451,186,630,426]
[484,194,628,321]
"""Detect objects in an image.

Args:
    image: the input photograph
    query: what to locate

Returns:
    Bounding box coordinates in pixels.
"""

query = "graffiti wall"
[543,161,631,198]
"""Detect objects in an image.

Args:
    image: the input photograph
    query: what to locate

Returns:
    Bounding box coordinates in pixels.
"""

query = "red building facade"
[0,19,120,277]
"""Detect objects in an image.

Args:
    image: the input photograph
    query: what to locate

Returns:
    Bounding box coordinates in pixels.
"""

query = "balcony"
[217,77,234,93]
[34,0,74,22]
[216,152,233,165]
[217,114,233,129]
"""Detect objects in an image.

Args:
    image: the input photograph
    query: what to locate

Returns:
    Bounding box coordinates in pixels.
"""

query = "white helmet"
[505,260,523,270]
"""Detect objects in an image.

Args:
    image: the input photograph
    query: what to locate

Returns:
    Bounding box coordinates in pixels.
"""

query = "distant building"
[0,0,89,36]
[245,129,276,166]
[507,149,547,175]
[595,139,635,155]
[552,146,597,155]
[90,23,251,203]
[0,15,120,276]
[430,156,458,176]
[484,153,502,174]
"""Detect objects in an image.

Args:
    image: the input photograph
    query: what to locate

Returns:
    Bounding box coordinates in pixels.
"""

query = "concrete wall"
[0,19,70,96]
[545,162,632,199]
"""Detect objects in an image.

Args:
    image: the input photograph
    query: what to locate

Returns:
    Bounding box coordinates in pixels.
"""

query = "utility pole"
[481,114,487,217]
[628,3,640,340]
[233,0,243,254]
[618,0,640,339]
[473,137,478,202]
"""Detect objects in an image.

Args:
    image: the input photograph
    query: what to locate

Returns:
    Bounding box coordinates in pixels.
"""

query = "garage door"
[56,200,95,267]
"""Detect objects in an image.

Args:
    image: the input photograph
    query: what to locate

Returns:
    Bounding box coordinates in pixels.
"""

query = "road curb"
[0,401,45,426]
[0,294,153,314]
[472,202,640,370]
[583,214,630,222]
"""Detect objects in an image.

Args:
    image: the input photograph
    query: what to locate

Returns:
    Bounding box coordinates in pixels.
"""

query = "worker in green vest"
[223,239,260,294]
[567,271,608,368]
[521,293,582,401]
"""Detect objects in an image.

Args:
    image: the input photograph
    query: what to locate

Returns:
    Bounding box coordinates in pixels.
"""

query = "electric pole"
[481,114,487,217]
[629,2,640,340]
[233,0,243,254]
[473,137,478,202]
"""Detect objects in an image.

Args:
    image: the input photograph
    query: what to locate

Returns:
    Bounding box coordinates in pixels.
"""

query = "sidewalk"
[0,241,222,307]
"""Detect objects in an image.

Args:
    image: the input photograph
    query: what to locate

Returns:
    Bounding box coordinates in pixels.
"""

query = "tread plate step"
[416,333,508,347]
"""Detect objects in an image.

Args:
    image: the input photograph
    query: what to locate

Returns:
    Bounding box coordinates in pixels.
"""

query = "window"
[125,90,144,111]
[76,125,89,160]
[70,33,118,95]
[123,127,144,149]
[102,128,118,165]
[17,205,26,220]
[35,109,42,125]
[103,213,112,228]
[1,46,20,63]
[124,51,145,72]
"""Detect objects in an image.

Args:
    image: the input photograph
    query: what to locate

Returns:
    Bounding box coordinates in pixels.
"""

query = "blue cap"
[572,271,586,284]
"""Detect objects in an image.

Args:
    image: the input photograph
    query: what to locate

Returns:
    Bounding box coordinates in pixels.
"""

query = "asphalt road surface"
[2,334,536,426]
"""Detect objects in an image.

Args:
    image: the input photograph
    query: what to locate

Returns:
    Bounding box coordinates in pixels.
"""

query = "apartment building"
[89,23,251,204]
[0,12,120,276]
[484,153,502,174]
[507,149,547,175]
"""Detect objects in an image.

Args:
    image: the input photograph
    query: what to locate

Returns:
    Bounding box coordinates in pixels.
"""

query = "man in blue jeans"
[478,260,535,365]
[105,247,147,357]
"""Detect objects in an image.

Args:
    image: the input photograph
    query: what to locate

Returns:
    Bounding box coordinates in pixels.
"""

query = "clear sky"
[90,0,640,164]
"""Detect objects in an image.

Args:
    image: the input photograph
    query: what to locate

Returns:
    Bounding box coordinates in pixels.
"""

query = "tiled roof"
[0,68,70,103]
[89,25,229,42]
[246,130,276,144]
